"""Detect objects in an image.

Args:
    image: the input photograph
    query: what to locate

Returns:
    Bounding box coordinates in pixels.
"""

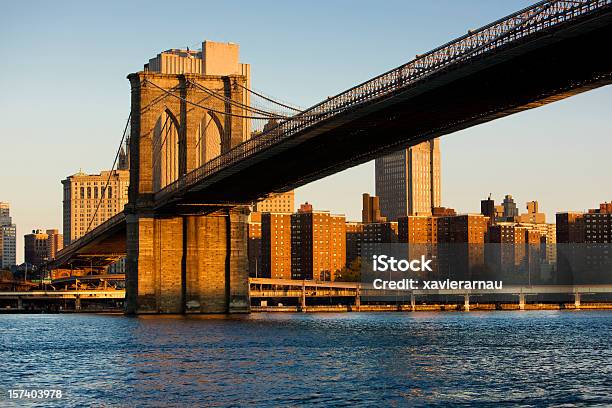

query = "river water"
[1,311,612,407]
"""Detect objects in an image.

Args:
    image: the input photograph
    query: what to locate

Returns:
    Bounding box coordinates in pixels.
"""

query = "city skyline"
[1,0,611,263]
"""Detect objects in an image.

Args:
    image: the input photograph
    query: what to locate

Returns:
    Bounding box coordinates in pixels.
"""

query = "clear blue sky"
[1,1,610,263]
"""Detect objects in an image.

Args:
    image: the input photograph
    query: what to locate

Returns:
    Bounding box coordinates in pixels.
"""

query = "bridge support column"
[574,293,581,309]
[184,207,250,313]
[519,293,526,310]
[300,281,306,312]
[75,296,81,311]
[354,285,361,312]
[410,293,416,311]
[126,207,250,315]
[126,214,184,314]
[464,294,470,312]
[17,297,22,310]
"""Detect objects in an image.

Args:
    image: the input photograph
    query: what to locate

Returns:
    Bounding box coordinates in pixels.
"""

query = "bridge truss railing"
[53,212,126,262]
[153,0,610,202]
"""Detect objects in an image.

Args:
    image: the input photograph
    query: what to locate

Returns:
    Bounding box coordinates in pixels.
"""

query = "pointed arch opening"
[152,109,180,191]
[196,111,223,167]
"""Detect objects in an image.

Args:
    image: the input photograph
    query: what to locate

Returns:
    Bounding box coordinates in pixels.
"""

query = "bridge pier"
[300,281,306,312]
[17,297,22,310]
[574,293,581,309]
[519,293,526,310]
[75,296,81,311]
[125,207,250,314]
[464,294,470,312]
[410,293,416,311]
[354,285,361,312]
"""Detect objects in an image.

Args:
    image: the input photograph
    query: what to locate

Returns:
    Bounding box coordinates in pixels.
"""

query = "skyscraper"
[361,193,386,224]
[375,139,441,221]
[0,202,16,269]
[62,170,129,246]
[24,230,49,266]
[501,195,519,220]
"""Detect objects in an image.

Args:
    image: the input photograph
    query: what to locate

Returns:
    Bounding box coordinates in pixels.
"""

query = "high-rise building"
[62,170,129,246]
[375,139,441,221]
[361,193,386,224]
[584,202,612,243]
[398,216,438,244]
[481,196,496,225]
[253,191,294,214]
[291,203,346,281]
[556,212,585,243]
[46,229,63,261]
[261,212,292,279]
[517,201,546,224]
[556,203,612,282]
[345,222,364,265]
[0,202,16,269]
[502,195,519,220]
[23,229,63,267]
[24,230,49,266]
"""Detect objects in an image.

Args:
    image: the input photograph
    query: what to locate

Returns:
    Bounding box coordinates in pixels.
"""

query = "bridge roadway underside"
[164,12,612,209]
[52,222,126,271]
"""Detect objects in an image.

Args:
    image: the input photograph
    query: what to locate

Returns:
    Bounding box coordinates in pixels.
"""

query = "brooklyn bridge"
[48,0,612,314]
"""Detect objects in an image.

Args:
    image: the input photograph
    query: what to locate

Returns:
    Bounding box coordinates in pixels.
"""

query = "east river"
[2,311,612,407]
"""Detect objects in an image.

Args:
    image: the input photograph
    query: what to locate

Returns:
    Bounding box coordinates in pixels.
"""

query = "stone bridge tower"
[125,42,251,314]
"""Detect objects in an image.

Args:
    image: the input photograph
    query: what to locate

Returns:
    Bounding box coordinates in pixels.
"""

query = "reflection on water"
[2,311,612,407]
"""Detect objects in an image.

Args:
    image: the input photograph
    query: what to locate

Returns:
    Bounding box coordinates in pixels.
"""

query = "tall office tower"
[253,191,295,213]
[45,229,63,260]
[261,213,292,279]
[0,202,16,268]
[375,139,441,221]
[145,40,251,142]
[291,203,346,281]
[481,196,496,225]
[24,230,49,266]
[502,195,519,220]
[361,193,386,223]
[62,170,129,246]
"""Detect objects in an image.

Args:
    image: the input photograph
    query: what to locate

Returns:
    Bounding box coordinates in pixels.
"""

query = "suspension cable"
[187,80,291,119]
[85,113,131,234]
[234,82,302,112]
[143,79,288,120]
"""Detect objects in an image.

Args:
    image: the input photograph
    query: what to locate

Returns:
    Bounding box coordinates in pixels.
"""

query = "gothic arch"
[152,108,180,191]
[195,110,224,167]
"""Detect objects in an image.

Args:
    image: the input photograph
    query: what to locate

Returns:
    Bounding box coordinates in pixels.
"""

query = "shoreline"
[4,303,612,314]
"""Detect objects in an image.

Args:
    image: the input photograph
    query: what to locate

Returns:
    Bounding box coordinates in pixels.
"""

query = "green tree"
[335,257,362,282]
